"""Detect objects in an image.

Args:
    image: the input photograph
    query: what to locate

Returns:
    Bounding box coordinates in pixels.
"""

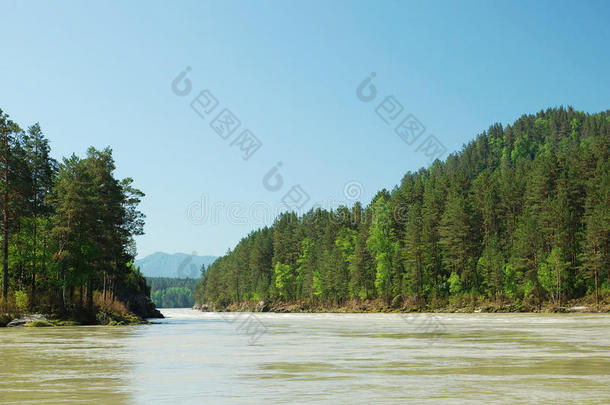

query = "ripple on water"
[0,309,608,404]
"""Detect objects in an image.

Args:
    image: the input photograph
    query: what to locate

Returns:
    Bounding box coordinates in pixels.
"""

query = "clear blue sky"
[1,0,609,258]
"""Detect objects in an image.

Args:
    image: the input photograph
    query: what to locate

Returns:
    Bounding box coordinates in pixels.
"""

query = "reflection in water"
[1,310,609,404]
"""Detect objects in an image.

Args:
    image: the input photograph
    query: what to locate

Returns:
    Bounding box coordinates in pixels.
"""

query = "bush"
[14,290,29,312]
[93,291,130,316]
[448,272,462,295]
[92,291,145,325]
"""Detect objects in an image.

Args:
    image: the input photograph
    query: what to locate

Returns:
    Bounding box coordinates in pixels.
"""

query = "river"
[0,309,608,404]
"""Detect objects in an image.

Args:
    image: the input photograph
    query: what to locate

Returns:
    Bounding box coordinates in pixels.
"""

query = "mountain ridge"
[135,252,217,279]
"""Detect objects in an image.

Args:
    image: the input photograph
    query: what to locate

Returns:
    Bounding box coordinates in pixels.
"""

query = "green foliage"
[312,267,323,297]
[274,262,294,299]
[477,244,504,297]
[366,196,397,301]
[14,291,28,313]
[123,265,149,296]
[448,272,462,295]
[523,279,536,299]
[296,238,315,299]
[503,264,518,298]
[0,107,147,317]
[152,287,193,308]
[537,257,554,296]
[148,277,197,308]
[511,133,532,163]
[538,247,569,304]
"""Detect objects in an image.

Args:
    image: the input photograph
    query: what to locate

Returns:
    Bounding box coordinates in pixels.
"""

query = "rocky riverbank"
[0,310,151,327]
[193,297,610,314]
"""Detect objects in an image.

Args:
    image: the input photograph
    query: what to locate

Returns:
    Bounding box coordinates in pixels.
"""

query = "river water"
[0,309,608,404]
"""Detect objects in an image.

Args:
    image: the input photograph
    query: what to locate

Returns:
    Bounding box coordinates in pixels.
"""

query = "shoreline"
[0,293,164,328]
[194,298,610,314]
[0,310,155,328]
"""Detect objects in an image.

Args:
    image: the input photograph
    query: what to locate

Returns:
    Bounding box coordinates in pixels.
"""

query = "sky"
[1,0,609,258]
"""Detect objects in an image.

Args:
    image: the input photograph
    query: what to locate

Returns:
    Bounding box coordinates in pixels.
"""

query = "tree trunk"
[87,276,93,312]
[1,131,7,300]
[31,203,37,306]
[594,260,599,307]
[61,259,67,312]
[103,272,107,302]
[110,277,114,302]
[2,185,8,299]
[31,143,38,305]
[557,264,561,307]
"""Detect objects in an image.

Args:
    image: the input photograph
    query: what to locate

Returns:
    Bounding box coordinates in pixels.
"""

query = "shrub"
[93,291,129,316]
[93,292,143,325]
[14,291,29,313]
[448,272,462,295]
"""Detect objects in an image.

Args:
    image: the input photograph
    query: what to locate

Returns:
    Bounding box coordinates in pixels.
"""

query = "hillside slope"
[197,107,609,310]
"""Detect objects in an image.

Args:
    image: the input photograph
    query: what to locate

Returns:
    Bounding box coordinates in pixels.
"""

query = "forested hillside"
[148,277,198,308]
[0,108,157,324]
[197,107,610,310]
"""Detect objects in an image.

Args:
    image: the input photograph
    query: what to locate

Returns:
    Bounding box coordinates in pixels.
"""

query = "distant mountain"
[135,252,217,279]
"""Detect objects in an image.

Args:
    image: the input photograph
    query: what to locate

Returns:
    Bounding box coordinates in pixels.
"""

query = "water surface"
[1,309,608,404]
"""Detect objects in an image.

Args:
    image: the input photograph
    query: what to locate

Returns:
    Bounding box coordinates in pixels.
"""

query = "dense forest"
[0,108,154,324]
[196,107,610,311]
[148,277,198,308]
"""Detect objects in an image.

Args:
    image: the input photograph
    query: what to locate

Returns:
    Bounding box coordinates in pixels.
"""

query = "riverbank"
[194,296,610,314]
[0,309,151,328]
[0,292,163,327]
